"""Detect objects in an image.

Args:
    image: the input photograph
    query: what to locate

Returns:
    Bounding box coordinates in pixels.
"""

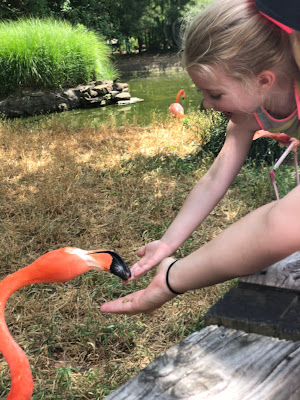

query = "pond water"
[49,70,203,126]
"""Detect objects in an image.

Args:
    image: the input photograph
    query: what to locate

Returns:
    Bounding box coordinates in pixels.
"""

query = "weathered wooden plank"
[205,284,300,340]
[104,326,300,400]
[239,251,300,291]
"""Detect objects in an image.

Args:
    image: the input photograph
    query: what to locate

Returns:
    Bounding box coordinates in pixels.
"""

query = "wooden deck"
[105,325,300,400]
[239,251,300,291]
[104,252,300,399]
[205,252,300,340]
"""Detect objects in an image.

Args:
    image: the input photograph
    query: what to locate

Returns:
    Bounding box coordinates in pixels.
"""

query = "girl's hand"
[101,258,177,315]
[128,240,174,281]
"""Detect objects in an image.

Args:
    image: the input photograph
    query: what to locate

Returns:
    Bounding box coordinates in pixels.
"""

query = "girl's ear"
[257,70,275,89]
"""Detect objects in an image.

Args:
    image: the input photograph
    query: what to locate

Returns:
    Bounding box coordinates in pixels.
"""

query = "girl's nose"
[202,96,214,110]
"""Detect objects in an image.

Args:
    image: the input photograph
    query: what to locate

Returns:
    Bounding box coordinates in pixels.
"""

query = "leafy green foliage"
[0,18,118,95]
[180,0,213,21]
[57,0,123,41]
[198,110,285,165]
[0,0,215,53]
[0,0,48,19]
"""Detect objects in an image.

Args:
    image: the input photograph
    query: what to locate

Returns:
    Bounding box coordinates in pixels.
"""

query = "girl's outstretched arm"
[101,185,300,315]
[130,121,255,280]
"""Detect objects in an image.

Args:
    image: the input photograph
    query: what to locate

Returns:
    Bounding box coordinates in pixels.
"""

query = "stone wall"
[0,80,135,118]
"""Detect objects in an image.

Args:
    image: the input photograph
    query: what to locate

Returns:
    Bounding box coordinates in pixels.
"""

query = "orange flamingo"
[169,89,185,118]
[253,130,300,200]
[0,247,130,400]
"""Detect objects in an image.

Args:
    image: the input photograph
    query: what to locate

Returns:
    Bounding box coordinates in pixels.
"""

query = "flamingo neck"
[0,268,36,400]
[176,90,185,103]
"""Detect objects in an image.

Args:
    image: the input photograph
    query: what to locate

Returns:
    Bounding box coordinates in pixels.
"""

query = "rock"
[114,92,131,101]
[58,103,68,111]
[62,89,80,108]
[113,82,128,91]
[89,89,98,97]
[76,85,91,93]
[23,90,45,97]
[0,80,134,118]
[94,84,109,95]
[117,97,144,105]
[83,96,106,106]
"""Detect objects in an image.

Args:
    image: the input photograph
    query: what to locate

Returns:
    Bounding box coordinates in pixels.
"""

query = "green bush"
[199,110,284,165]
[0,18,118,96]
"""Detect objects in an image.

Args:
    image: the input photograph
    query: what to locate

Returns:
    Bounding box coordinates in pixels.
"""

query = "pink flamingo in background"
[0,247,130,400]
[169,89,185,118]
[253,130,300,200]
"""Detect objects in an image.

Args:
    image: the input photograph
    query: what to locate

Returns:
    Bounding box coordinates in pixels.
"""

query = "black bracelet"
[166,260,184,295]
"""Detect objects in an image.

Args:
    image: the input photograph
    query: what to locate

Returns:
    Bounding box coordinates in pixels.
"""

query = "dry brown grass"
[0,113,266,399]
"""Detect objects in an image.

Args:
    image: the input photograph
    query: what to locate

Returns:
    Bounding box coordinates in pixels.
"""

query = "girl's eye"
[210,94,222,100]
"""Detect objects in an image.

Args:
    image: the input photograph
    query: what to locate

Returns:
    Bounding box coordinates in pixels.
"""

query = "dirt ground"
[113,51,182,73]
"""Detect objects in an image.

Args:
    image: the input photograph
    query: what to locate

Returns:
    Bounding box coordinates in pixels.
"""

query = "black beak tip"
[90,250,131,280]
[109,252,131,280]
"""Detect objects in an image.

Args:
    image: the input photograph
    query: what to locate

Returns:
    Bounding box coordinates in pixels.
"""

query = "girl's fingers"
[136,246,146,257]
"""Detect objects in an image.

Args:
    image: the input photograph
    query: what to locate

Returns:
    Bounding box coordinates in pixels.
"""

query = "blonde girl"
[101,0,300,314]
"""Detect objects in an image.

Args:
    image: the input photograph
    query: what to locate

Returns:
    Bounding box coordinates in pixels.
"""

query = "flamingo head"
[30,247,131,283]
[253,130,272,141]
[253,130,292,145]
[178,89,185,100]
[175,89,185,103]
[86,249,131,280]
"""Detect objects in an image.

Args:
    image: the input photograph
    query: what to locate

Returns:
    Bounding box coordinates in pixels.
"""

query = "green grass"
[0,18,118,96]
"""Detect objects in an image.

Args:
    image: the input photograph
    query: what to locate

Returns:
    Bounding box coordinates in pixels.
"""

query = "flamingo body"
[169,89,185,118]
[0,247,130,400]
[253,130,300,199]
[169,103,185,118]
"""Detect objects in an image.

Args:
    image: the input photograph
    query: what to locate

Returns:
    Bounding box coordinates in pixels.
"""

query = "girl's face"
[188,66,264,124]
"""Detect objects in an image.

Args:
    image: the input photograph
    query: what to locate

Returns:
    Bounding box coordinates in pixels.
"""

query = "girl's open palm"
[100,258,177,314]
[129,240,174,280]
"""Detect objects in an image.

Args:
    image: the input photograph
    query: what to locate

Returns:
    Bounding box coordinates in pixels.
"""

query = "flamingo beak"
[253,131,260,141]
[108,251,131,280]
[253,130,268,141]
[89,250,131,280]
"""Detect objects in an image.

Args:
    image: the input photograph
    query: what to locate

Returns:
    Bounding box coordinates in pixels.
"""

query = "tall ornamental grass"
[0,18,118,96]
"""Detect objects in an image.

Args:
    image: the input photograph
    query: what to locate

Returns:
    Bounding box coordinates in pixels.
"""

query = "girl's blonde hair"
[290,31,300,70]
[182,0,298,84]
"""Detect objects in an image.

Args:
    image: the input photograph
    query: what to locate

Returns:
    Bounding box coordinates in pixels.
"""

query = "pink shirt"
[254,81,300,139]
